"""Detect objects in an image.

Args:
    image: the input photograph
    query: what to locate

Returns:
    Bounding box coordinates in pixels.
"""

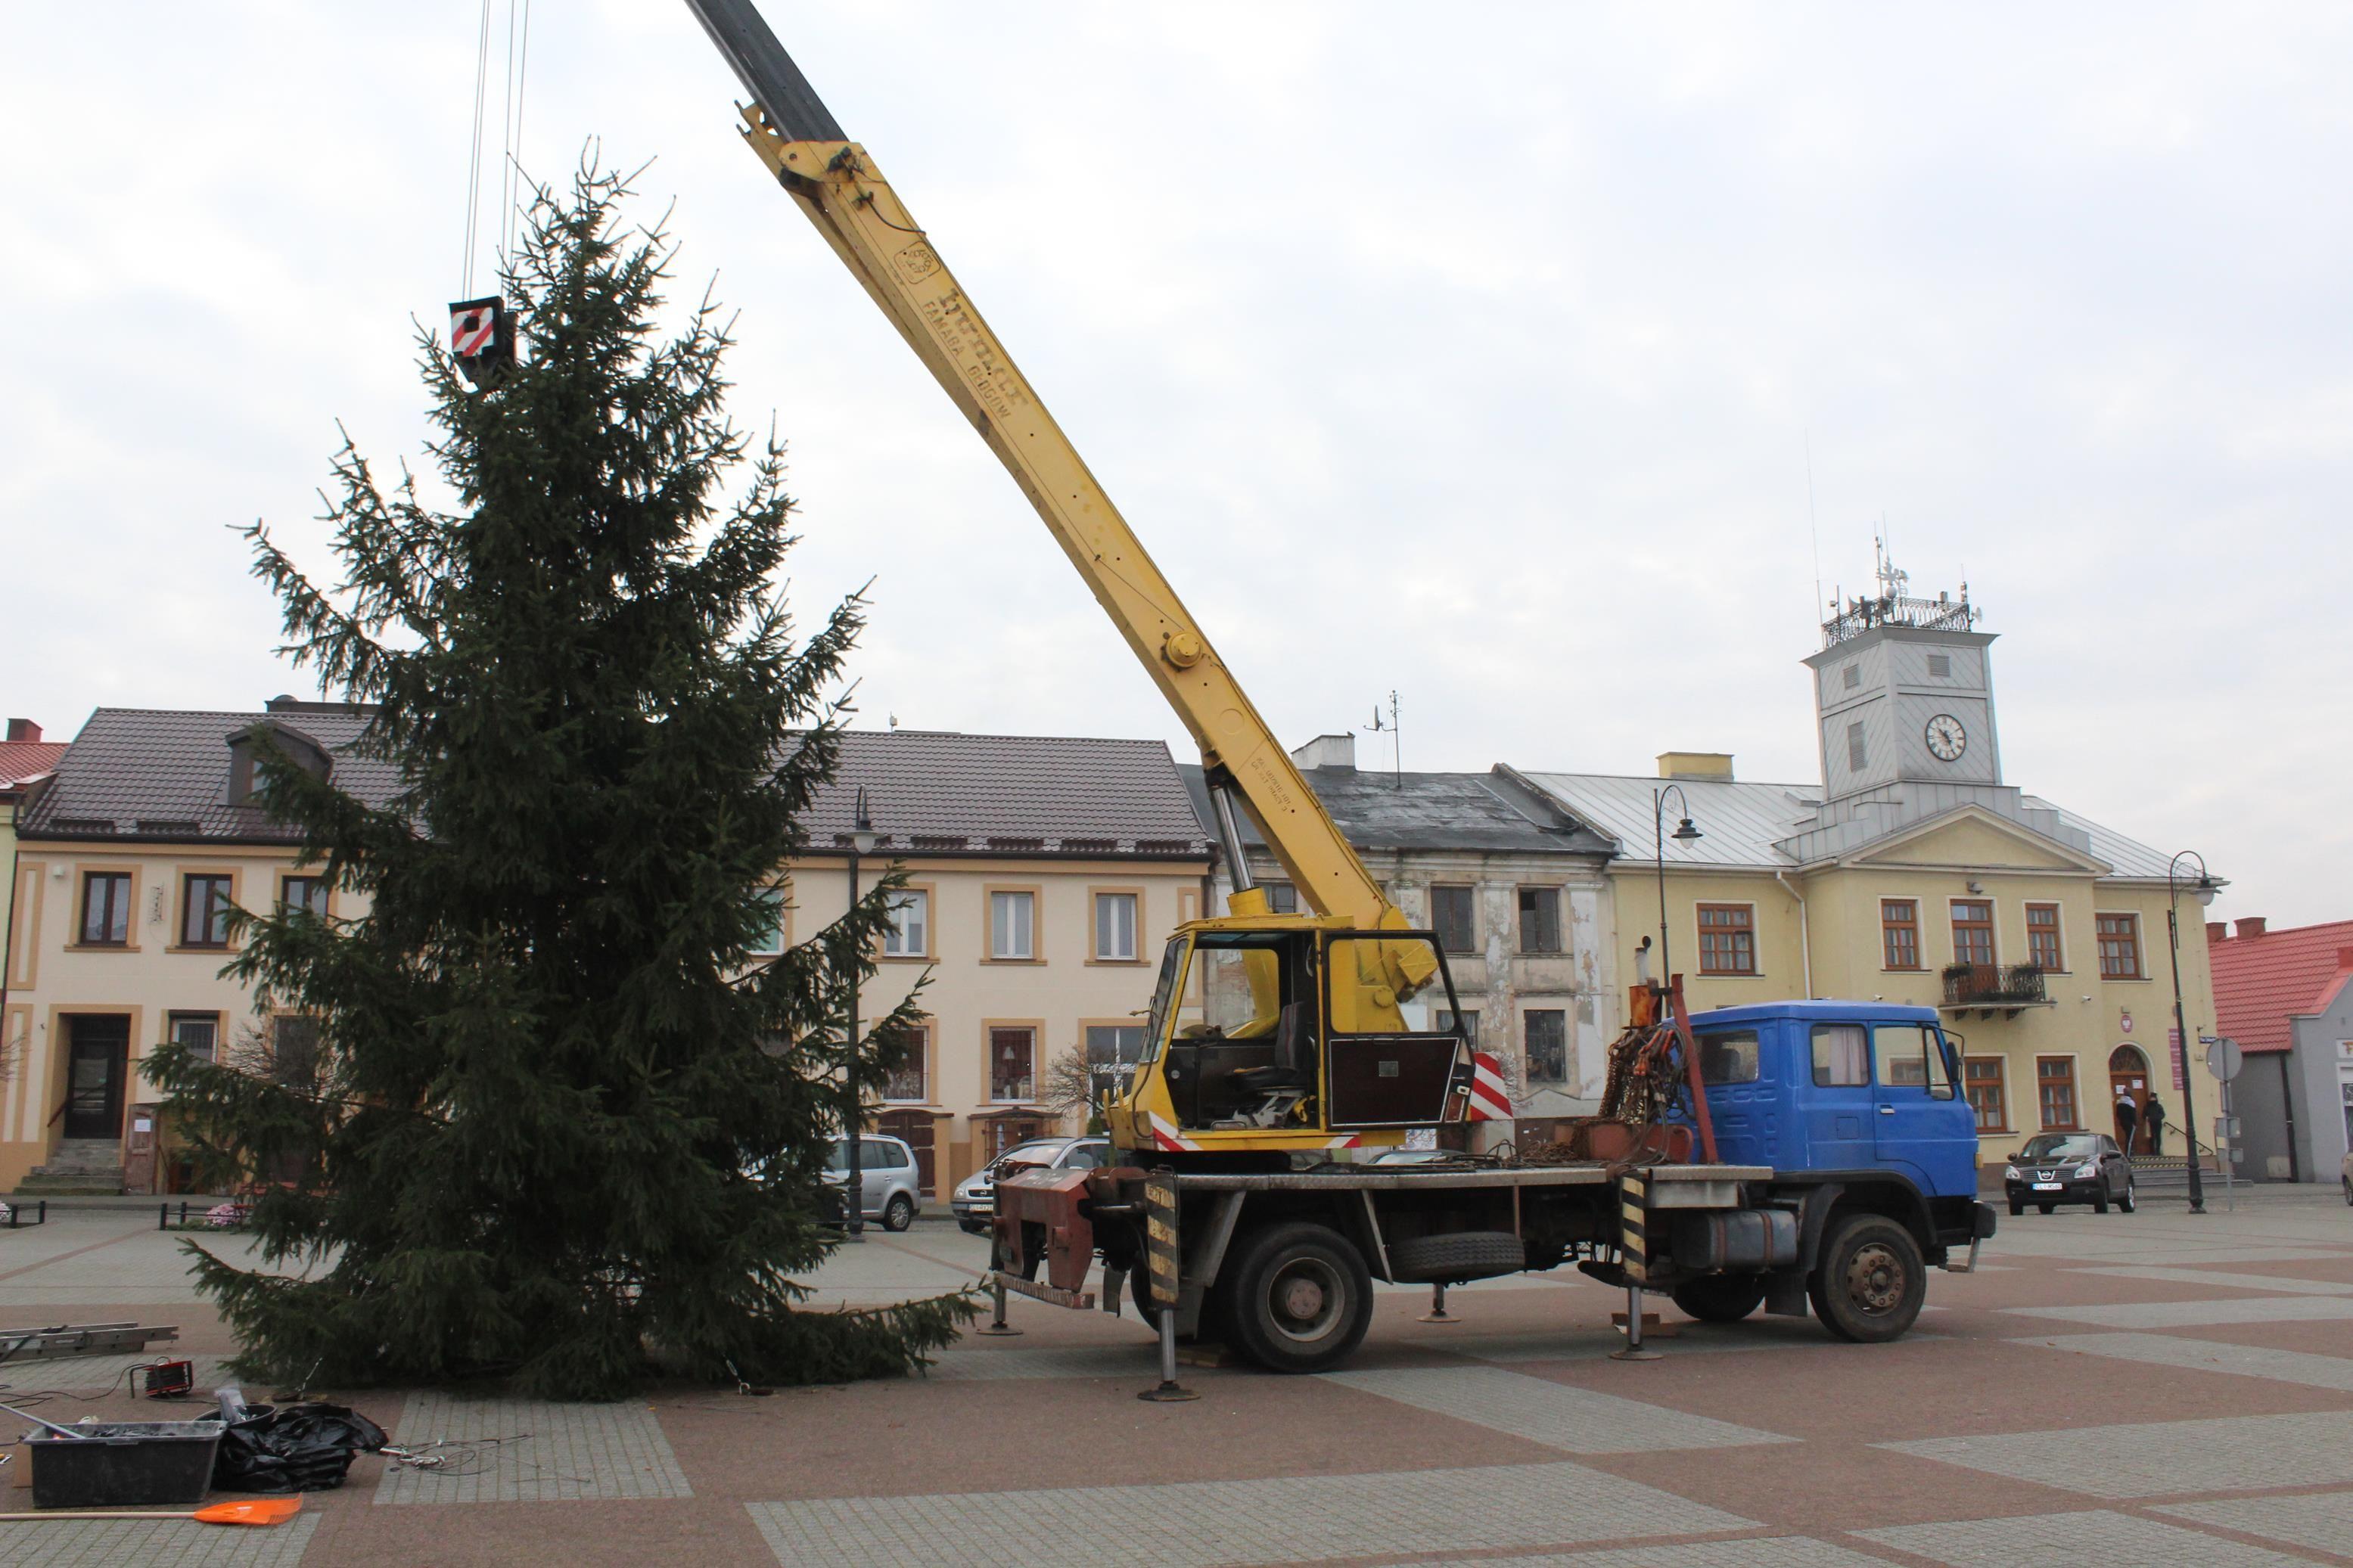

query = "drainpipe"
[1774,871,1812,998]
[2278,1052,2300,1184]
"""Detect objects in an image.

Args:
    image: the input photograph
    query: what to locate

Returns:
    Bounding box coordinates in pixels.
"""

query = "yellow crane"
[685,2,1481,1162]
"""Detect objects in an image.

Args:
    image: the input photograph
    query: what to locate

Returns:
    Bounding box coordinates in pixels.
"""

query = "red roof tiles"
[0,740,67,792]
[2210,918,2353,1054]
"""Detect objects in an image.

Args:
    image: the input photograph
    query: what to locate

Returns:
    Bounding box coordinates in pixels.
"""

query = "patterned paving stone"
[1858,1507,2320,1566]
[746,1459,1754,1566]
[1321,1365,1791,1454]
[371,1393,690,1504]
[1416,1537,1900,1567]
[2076,1266,2353,1295]
[1881,1410,2353,1498]
[9,1351,238,1394]
[2019,1330,2353,1391]
[2003,1296,2353,1329]
[2159,1488,2353,1558]
[1,1514,317,1567]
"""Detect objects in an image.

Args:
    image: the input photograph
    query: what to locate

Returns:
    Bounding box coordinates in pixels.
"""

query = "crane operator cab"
[1111,919,1481,1158]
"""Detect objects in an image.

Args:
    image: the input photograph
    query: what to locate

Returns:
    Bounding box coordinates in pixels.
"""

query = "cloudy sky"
[5,4,2345,928]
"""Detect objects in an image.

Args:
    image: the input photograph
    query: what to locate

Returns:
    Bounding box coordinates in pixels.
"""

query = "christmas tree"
[153,164,972,1398]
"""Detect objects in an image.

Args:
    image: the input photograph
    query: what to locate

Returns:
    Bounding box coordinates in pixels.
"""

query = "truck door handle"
[1877,1104,1895,1115]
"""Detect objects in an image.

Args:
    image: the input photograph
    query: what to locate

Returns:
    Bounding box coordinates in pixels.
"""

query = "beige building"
[1513,573,2219,1175]
[3,709,1209,1198]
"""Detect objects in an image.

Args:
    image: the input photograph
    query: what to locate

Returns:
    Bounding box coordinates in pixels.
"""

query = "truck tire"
[1218,1222,1374,1374]
[1671,1275,1766,1324]
[1807,1214,1926,1343]
[1387,1231,1524,1284]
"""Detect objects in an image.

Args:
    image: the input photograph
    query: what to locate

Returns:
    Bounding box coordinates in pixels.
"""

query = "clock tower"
[1801,542,2000,800]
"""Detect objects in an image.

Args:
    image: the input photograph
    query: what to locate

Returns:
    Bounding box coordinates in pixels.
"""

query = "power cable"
[504,0,533,259]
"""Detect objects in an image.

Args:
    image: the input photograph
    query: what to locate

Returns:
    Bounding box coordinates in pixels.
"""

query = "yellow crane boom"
[683,0,1399,933]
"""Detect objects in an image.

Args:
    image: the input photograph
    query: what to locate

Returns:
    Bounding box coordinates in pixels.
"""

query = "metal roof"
[1510,771,1824,871]
[1176,764,1611,861]
[2018,796,2178,881]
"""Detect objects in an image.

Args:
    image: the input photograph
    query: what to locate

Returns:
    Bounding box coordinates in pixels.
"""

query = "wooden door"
[63,1016,131,1140]
[878,1110,936,1196]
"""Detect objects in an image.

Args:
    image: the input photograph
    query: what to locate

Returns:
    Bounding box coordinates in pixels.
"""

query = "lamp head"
[1671,818,1702,843]
[851,784,878,852]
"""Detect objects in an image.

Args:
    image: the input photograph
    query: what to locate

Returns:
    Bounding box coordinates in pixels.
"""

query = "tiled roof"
[2211,918,2353,1054]
[19,708,398,843]
[803,730,1209,859]
[1176,764,1610,859]
[20,713,1209,861]
[0,740,67,792]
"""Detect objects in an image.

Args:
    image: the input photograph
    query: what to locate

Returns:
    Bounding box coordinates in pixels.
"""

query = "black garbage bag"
[211,1402,389,1493]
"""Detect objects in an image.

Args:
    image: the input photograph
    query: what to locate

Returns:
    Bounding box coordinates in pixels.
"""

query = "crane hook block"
[450,296,517,388]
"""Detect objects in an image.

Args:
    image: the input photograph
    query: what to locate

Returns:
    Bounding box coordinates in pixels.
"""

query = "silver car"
[952,1136,1108,1234]
[825,1135,922,1232]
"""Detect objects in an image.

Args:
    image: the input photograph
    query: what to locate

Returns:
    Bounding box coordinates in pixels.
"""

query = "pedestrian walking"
[2113,1084,2139,1153]
[2142,1090,2167,1156]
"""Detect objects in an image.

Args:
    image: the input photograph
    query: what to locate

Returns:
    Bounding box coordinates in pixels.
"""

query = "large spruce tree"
[153,166,971,1399]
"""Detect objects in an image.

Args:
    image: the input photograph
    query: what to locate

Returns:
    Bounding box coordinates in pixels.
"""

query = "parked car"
[2003,1132,2135,1216]
[952,1136,1108,1234]
[824,1135,923,1232]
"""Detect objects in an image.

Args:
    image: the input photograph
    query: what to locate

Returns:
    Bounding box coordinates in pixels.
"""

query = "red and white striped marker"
[1466,1051,1512,1122]
[450,303,498,359]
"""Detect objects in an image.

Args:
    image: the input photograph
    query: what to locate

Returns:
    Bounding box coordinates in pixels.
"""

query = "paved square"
[2003,1296,2353,1328]
[371,1393,691,1504]
[2159,1487,2353,1557]
[1416,1539,1898,1567]
[2078,1265,2353,1296]
[2,1515,319,1567]
[1858,1507,2321,1566]
[1321,1365,1792,1453]
[2019,1329,2353,1392]
[1882,1409,2353,1498]
[748,1460,1755,1566]
[925,1346,1158,1380]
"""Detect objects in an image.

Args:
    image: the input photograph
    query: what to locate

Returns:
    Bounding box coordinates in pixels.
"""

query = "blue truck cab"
[1646,1000,1997,1340]
[1687,1000,1982,1199]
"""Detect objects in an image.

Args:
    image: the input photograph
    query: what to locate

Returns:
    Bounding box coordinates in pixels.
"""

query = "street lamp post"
[1652,786,1703,984]
[2165,849,2217,1215]
[844,787,880,1240]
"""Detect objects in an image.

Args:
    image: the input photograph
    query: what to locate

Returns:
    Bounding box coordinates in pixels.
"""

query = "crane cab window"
[1158,932,1318,1130]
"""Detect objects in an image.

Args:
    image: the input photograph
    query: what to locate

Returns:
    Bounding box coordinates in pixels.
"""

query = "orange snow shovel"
[0,1498,303,1526]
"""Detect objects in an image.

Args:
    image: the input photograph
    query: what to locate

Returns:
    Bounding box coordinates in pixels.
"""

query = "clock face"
[1925,713,1967,762]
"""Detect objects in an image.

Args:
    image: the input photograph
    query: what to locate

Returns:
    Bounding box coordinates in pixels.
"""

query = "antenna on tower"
[1363,692,1401,791]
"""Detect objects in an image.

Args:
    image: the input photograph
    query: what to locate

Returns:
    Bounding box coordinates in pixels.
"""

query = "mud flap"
[1764,1269,1809,1318]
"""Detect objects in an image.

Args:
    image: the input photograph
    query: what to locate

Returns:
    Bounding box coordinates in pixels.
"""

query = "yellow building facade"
[1513,576,2219,1176]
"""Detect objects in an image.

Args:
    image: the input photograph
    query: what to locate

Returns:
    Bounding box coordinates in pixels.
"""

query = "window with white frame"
[990,890,1035,960]
[883,890,928,956]
[1093,891,1139,961]
[750,886,787,955]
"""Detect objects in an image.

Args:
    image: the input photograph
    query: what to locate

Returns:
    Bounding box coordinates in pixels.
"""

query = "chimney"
[1290,734,1357,771]
[5,719,38,744]
[2205,921,2227,944]
[2235,917,2267,939]
[1657,751,1734,782]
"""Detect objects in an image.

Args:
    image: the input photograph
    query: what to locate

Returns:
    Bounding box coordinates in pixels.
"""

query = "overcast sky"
[5,4,2346,928]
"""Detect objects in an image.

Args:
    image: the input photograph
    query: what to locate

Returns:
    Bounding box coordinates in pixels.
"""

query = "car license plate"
[2031,1181,2062,1191]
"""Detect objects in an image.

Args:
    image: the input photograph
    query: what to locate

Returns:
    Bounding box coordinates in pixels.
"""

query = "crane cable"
[459,0,533,297]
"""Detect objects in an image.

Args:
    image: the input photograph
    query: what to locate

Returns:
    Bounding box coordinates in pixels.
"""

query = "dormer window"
[227,720,334,806]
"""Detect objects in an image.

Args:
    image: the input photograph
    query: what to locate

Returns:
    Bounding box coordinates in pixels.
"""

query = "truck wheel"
[1386,1231,1524,1284]
[1807,1215,1926,1343]
[1219,1222,1373,1374]
[1671,1275,1766,1324]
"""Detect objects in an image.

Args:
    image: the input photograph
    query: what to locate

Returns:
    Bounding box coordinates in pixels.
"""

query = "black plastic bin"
[24,1421,223,1508]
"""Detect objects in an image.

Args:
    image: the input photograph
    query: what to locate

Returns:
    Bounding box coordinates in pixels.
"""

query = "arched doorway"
[2109,1045,2153,1153]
